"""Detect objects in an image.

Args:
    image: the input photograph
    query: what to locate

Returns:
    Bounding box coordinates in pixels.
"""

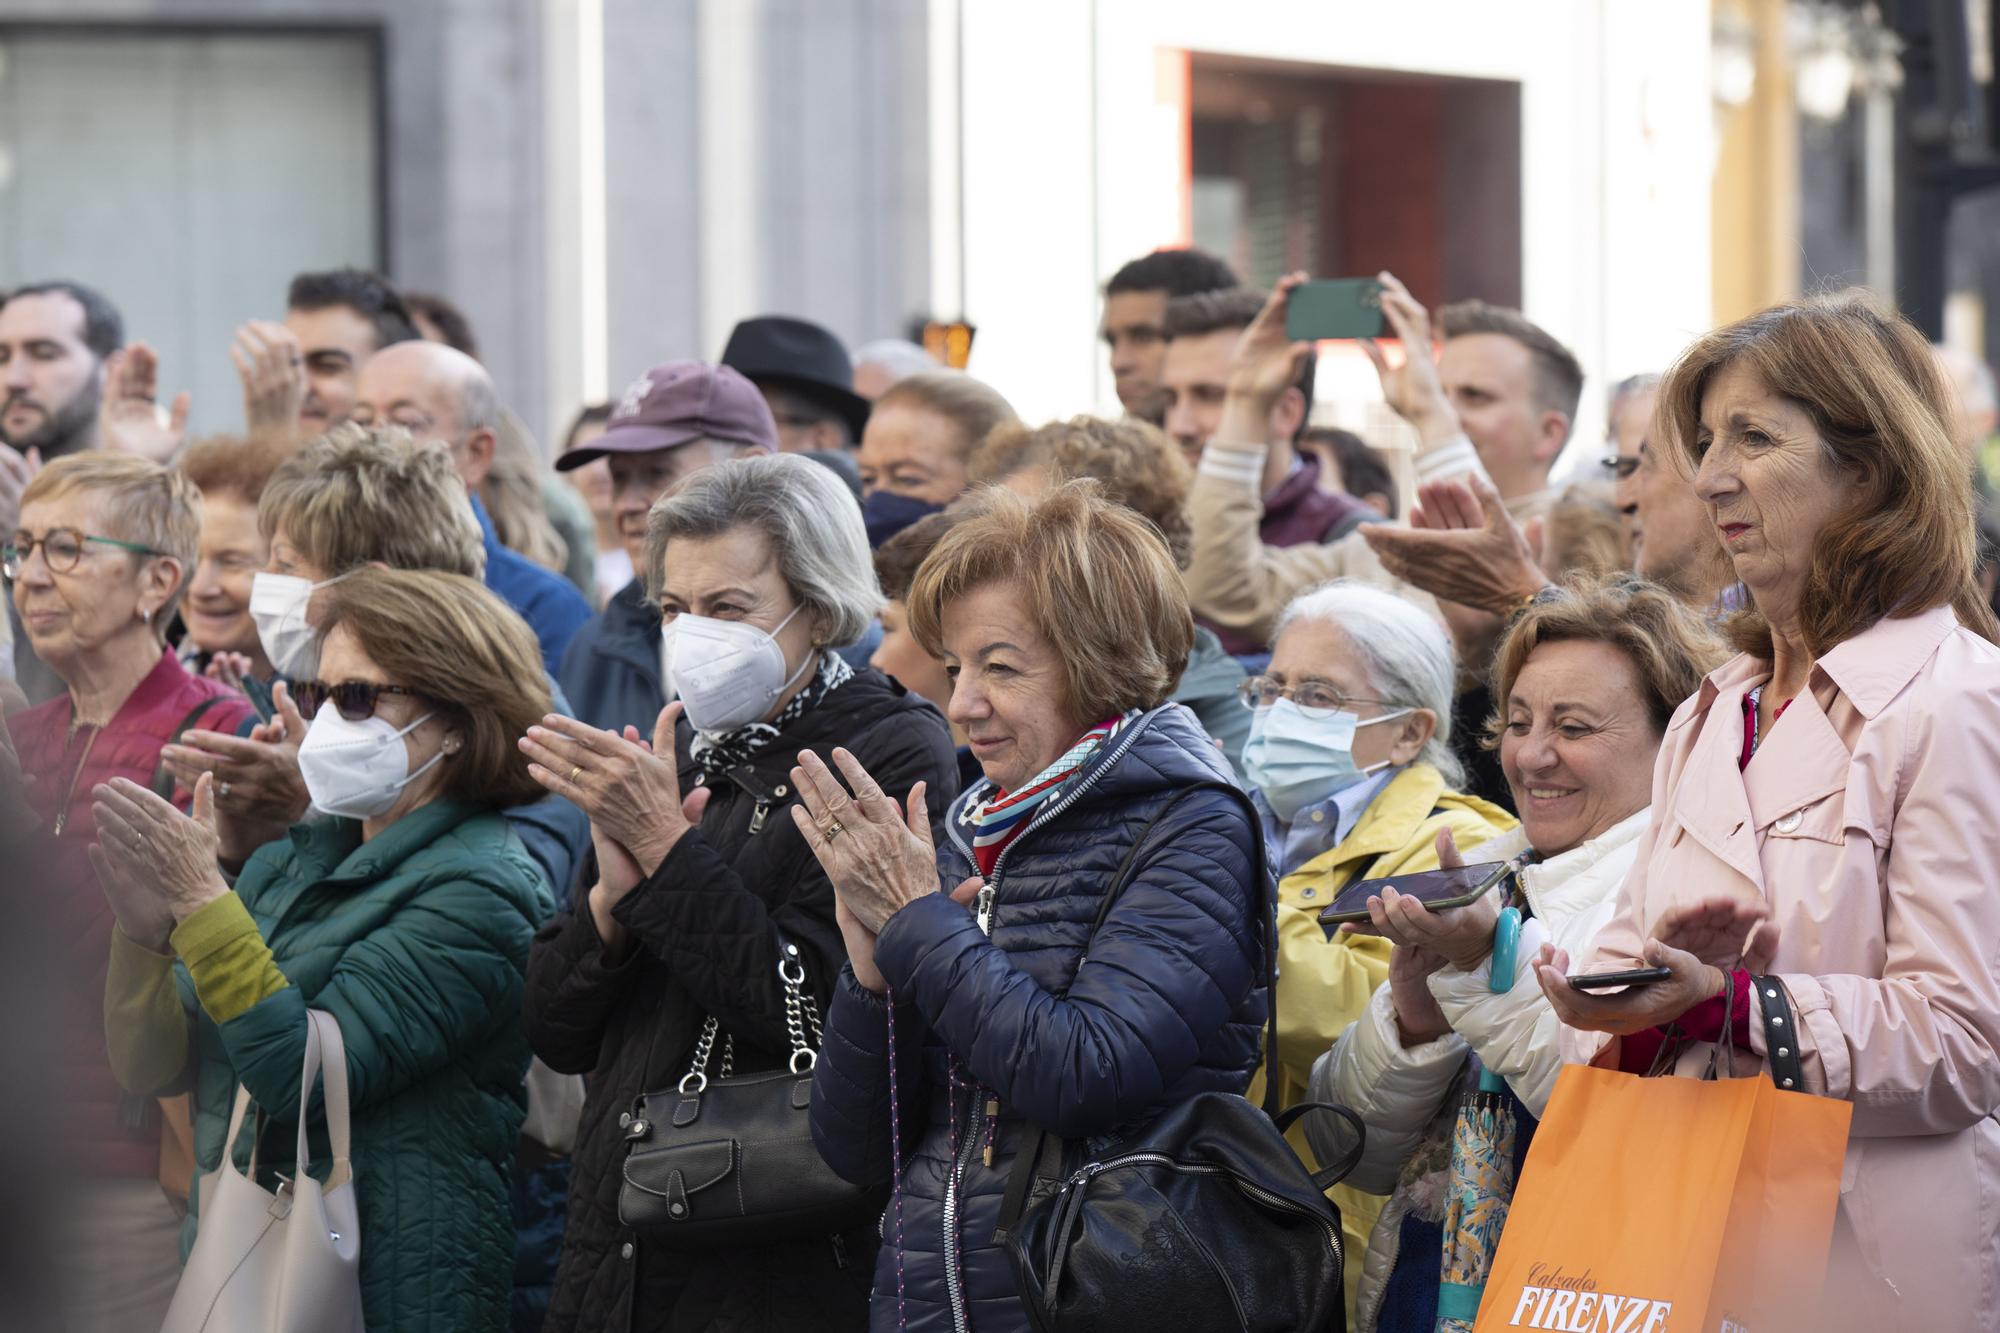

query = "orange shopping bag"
[1472,1063,1850,1333]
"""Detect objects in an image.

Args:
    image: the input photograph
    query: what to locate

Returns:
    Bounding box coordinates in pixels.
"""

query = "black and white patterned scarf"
[687,651,854,786]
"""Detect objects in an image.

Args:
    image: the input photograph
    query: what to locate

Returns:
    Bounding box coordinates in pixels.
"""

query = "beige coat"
[1184,437,1547,646]
[1569,604,2000,1331]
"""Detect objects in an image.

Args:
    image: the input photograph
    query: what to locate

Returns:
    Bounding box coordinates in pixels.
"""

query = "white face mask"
[662,605,812,732]
[250,571,348,679]
[297,706,445,820]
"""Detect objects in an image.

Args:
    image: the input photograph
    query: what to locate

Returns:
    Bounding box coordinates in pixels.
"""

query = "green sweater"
[108,799,553,1331]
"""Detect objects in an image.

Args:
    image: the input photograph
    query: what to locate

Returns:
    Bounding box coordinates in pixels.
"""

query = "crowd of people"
[4,241,2000,1333]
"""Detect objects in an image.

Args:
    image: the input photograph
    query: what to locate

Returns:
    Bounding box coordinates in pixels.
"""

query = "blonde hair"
[1485,574,1730,749]
[20,453,200,639]
[907,480,1193,723]
[1656,290,2000,657]
[258,423,484,578]
[314,568,550,808]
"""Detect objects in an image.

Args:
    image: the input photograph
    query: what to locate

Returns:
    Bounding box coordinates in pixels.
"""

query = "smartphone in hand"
[1317,859,1512,927]
[1566,966,1675,993]
[1285,278,1386,341]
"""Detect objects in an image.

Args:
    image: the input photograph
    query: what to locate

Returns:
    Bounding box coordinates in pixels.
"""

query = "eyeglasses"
[1237,676,1394,718]
[294,680,434,722]
[3,528,164,579]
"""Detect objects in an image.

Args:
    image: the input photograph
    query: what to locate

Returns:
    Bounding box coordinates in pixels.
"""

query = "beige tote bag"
[161,1009,364,1333]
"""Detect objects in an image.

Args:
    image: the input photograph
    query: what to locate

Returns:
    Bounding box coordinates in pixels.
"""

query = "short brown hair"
[1657,291,2000,658]
[258,423,484,579]
[907,480,1193,722]
[175,434,294,506]
[1438,300,1585,425]
[314,567,549,808]
[1485,573,1729,748]
[1165,287,1314,425]
[20,453,200,639]
[970,415,1194,568]
[873,370,1020,464]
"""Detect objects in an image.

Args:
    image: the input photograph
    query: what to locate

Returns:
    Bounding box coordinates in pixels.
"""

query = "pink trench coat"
[1567,605,2000,1332]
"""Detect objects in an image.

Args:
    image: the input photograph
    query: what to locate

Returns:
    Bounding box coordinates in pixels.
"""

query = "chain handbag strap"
[678,937,822,1094]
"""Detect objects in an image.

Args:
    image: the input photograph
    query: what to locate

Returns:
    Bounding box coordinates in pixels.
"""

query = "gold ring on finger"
[823,819,844,841]
[569,765,584,785]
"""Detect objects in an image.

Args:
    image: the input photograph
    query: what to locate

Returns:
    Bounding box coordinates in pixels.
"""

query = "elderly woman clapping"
[519,452,958,1332]
[799,482,1268,1333]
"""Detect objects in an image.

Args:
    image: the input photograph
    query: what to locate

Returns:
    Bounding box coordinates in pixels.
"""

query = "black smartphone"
[1285,278,1386,342]
[1317,860,1512,927]
[1567,966,1675,993]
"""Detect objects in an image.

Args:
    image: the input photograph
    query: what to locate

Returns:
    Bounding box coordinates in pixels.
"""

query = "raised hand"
[98,344,189,462]
[1356,271,1458,448]
[231,321,306,444]
[160,680,311,862]
[91,772,230,927]
[790,748,939,935]
[520,703,707,876]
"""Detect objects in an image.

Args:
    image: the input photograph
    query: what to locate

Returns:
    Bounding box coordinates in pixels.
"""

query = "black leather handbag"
[615,938,887,1248]
[995,781,1365,1333]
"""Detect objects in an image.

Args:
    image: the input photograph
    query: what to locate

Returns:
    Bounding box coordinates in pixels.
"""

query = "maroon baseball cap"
[556,361,778,469]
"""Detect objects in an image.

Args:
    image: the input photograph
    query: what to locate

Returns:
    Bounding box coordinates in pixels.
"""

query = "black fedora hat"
[719,315,871,440]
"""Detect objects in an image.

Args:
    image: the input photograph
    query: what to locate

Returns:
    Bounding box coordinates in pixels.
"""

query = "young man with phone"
[1158,286,1379,656]
[1185,271,1583,649]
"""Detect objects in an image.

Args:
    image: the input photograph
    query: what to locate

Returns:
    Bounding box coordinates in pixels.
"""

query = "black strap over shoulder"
[1753,974,1806,1092]
[995,779,1274,1243]
[149,694,229,800]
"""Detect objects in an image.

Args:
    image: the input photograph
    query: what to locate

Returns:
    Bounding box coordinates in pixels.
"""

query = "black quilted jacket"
[524,668,959,1332]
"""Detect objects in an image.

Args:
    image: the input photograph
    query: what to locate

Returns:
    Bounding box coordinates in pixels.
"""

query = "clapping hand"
[521,703,711,877]
[160,681,311,863]
[90,772,230,945]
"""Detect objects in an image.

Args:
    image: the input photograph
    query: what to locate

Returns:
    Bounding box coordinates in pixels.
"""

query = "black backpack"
[994,781,1365,1333]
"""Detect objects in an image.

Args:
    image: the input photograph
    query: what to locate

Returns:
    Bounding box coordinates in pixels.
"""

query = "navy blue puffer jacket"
[811,704,1269,1333]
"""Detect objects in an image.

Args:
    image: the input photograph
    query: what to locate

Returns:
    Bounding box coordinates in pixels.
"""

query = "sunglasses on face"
[293,679,434,722]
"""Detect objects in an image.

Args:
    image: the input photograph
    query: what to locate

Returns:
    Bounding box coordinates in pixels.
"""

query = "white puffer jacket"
[1306,807,1651,1332]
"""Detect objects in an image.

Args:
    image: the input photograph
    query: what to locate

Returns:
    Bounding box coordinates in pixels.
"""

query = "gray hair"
[643,452,881,646]
[1274,579,1464,787]
[854,338,938,383]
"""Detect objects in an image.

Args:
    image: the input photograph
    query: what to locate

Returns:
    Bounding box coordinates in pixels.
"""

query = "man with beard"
[2,281,126,703]
[0,281,122,464]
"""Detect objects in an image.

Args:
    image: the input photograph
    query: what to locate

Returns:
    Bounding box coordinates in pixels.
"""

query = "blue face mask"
[1241,698,1412,823]
[863,490,946,548]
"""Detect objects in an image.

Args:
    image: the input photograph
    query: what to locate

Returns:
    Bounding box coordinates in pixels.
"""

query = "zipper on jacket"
[942,1085,988,1333]
[934,710,1159,1329]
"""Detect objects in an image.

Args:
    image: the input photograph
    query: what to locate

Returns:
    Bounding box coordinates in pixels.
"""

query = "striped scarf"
[964,713,1128,878]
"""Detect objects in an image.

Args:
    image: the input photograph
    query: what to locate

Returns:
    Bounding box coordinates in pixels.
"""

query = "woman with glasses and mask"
[518,452,957,1333]
[1236,578,1515,1314]
[97,566,554,1330]
[6,453,256,1332]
